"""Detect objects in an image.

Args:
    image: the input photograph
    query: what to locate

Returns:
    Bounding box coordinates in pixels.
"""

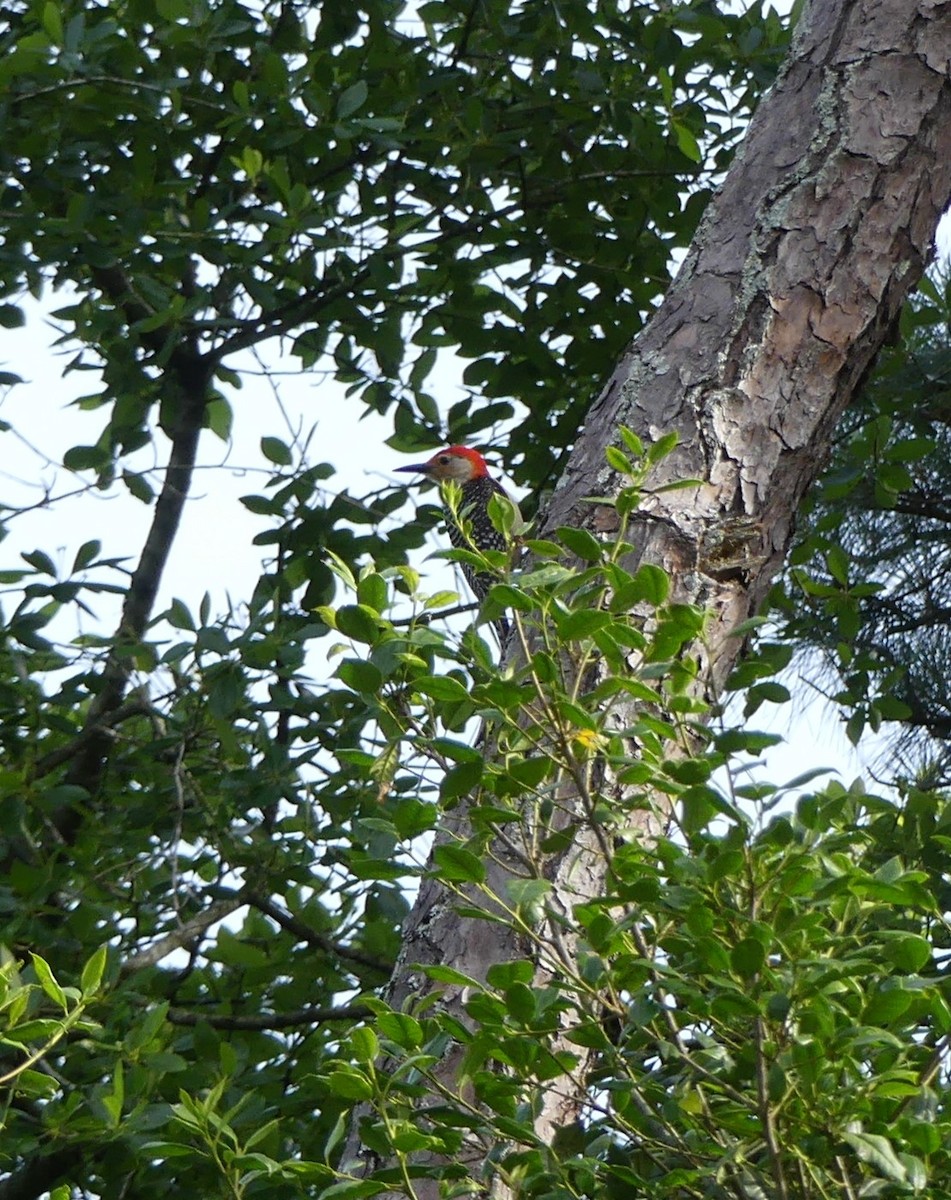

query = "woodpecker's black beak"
[394,463,431,476]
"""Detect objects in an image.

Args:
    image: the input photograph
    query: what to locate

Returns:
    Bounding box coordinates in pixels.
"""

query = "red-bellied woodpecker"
[395,446,513,642]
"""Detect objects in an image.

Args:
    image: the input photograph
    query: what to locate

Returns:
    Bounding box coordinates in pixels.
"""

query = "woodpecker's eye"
[438,455,451,465]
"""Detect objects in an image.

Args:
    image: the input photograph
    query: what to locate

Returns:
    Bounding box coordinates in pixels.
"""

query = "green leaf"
[825,544,849,585]
[81,946,108,995]
[72,540,101,572]
[6,1019,68,1043]
[487,491,520,537]
[414,676,470,703]
[357,572,388,614]
[102,1061,124,1126]
[205,397,233,442]
[350,1025,378,1063]
[22,550,56,577]
[432,844,486,884]
[672,119,701,163]
[554,609,612,641]
[875,932,931,972]
[632,563,670,605]
[730,937,765,979]
[335,605,381,644]
[747,681,791,706]
[138,1143,195,1160]
[863,987,913,1026]
[376,1012,422,1049]
[240,493,279,516]
[440,760,483,802]
[619,427,644,457]
[42,1,64,44]
[241,146,264,181]
[646,432,679,463]
[125,1002,170,1051]
[556,527,603,562]
[506,878,551,922]
[167,598,195,631]
[485,960,534,988]
[485,583,534,611]
[14,1069,59,1099]
[0,303,25,328]
[123,471,155,504]
[842,1131,907,1182]
[244,1118,280,1152]
[337,81,368,119]
[337,659,383,694]
[325,1068,373,1101]
[31,954,68,1012]
[63,444,109,472]
[421,965,483,988]
[261,436,293,466]
[323,1113,348,1161]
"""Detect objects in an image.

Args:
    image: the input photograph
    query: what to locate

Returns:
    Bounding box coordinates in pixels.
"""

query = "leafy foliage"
[307,440,951,1199]
[4,430,951,1197]
[5,2,949,1199]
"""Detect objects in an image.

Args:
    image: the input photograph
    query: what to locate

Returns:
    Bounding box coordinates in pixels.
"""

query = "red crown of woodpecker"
[394,446,491,484]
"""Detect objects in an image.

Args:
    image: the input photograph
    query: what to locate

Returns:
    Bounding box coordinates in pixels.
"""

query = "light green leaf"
[30,954,68,1013]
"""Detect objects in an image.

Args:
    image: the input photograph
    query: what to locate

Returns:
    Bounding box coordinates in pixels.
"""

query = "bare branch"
[119,898,244,976]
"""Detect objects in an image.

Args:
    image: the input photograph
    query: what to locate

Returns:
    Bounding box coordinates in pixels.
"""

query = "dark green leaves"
[337,81,369,120]
[261,437,293,466]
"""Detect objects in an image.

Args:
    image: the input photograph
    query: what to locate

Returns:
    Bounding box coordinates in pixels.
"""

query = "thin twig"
[166,1004,371,1030]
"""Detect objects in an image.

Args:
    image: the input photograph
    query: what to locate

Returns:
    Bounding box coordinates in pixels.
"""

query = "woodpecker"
[395,446,513,642]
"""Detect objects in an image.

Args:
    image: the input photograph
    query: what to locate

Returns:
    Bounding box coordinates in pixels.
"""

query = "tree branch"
[29,698,153,780]
[118,898,245,977]
[166,1004,371,1030]
[245,891,391,976]
[89,264,202,368]
[55,359,212,837]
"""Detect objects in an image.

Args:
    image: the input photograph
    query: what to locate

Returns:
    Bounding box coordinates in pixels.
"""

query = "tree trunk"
[346,0,951,1186]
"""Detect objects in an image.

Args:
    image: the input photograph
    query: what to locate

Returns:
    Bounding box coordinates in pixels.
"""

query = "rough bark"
[347,0,951,1187]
